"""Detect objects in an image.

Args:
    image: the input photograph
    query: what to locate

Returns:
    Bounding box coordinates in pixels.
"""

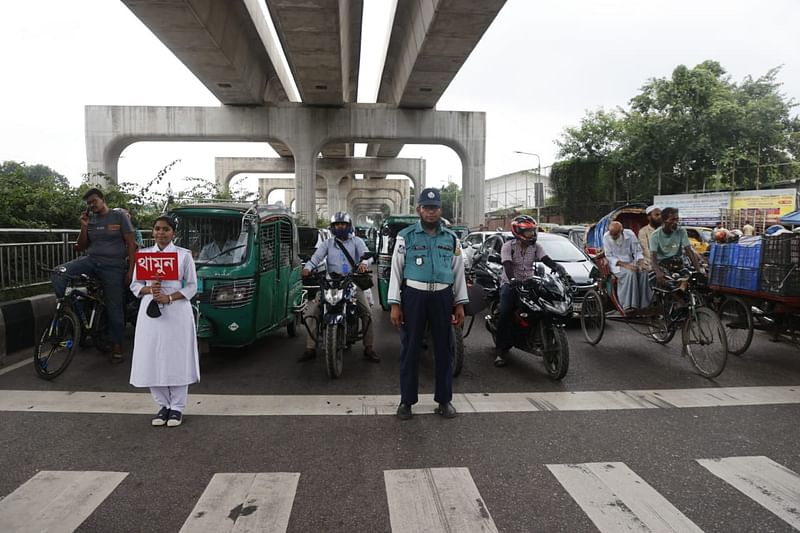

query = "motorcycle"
[484,261,573,380]
[305,270,372,379]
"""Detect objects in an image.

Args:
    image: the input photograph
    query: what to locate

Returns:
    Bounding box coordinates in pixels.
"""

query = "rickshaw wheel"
[683,307,728,378]
[580,289,606,345]
[647,292,676,344]
[324,324,344,378]
[718,296,753,356]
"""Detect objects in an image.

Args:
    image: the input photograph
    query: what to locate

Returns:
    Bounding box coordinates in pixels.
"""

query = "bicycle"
[581,269,728,378]
[34,271,114,379]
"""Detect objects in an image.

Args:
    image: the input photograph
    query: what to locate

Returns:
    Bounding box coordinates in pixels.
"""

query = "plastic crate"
[740,244,762,269]
[709,265,728,286]
[760,264,800,296]
[761,234,800,266]
[731,267,760,292]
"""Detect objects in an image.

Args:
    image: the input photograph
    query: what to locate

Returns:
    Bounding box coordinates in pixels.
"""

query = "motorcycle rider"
[300,212,379,363]
[494,215,569,367]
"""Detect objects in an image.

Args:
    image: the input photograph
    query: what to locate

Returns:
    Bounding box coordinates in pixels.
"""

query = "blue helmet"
[330,211,353,239]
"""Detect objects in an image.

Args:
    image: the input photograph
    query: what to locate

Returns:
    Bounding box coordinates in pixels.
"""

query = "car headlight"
[324,288,344,306]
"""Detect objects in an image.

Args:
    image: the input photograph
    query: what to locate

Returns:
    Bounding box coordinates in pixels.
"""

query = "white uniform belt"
[406,280,450,292]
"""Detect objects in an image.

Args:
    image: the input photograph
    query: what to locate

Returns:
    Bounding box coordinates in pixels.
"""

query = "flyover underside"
[366,0,505,158]
[266,0,363,158]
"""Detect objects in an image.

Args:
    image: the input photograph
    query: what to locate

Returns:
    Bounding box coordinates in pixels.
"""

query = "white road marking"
[547,462,702,533]
[0,385,797,416]
[697,456,800,529]
[179,473,299,533]
[0,358,31,376]
[384,467,498,533]
[0,470,128,533]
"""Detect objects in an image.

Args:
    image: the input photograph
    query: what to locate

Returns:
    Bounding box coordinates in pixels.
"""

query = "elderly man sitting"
[603,221,652,311]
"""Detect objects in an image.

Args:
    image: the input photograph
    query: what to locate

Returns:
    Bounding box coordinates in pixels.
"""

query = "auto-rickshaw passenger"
[198,223,245,264]
[300,212,379,363]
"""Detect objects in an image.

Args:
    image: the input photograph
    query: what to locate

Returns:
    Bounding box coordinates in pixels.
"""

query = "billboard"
[655,189,797,226]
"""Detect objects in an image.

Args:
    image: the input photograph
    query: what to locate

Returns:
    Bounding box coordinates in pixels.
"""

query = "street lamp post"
[513,150,542,220]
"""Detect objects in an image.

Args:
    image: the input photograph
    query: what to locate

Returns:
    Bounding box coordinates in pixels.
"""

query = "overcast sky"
[1,0,798,201]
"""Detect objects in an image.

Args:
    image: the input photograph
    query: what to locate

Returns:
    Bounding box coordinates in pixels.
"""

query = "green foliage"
[553,62,799,221]
[0,161,83,228]
[439,182,461,222]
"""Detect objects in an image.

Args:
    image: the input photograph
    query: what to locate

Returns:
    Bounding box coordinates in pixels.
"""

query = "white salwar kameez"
[129,243,200,406]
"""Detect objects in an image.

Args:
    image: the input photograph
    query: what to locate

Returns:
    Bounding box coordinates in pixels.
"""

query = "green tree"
[439,182,461,222]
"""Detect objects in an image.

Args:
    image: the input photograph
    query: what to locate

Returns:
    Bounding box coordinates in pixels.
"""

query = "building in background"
[484,169,551,213]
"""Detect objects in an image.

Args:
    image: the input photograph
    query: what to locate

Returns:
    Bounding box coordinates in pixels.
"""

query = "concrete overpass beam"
[85,105,484,227]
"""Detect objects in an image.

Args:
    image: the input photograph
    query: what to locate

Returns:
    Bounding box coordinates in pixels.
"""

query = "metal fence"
[0,228,153,295]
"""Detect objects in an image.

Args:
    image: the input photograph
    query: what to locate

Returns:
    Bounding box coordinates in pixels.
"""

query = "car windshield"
[174,214,249,265]
[538,237,587,262]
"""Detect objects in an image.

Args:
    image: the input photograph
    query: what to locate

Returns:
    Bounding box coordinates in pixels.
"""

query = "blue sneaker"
[167,410,183,427]
[151,407,169,427]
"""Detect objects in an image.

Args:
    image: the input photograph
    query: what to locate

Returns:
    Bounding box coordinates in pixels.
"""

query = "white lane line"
[384,467,498,533]
[0,358,31,376]
[0,385,797,416]
[0,470,128,533]
[179,473,299,533]
[697,456,800,529]
[547,462,702,533]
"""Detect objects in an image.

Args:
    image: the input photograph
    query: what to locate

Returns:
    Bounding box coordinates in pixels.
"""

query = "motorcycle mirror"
[487,253,501,264]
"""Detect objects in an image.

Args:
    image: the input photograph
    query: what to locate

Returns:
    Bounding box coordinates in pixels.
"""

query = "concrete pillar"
[291,147,317,225]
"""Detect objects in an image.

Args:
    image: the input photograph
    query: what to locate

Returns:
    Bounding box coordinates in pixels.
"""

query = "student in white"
[129,216,200,427]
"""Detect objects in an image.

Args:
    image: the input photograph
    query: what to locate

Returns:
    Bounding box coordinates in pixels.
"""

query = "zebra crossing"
[1,456,798,532]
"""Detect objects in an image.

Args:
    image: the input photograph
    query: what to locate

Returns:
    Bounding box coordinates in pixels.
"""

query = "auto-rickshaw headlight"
[210,279,255,308]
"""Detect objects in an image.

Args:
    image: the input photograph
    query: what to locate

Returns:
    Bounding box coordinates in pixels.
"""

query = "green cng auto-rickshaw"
[355,225,378,253]
[377,215,419,311]
[169,202,304,351]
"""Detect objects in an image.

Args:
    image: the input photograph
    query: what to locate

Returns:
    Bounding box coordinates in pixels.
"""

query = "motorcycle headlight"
[542,299,571,316]
[324,288,344,306]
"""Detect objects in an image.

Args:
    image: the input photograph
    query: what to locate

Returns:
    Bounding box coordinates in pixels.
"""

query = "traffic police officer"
[388,188,468,420]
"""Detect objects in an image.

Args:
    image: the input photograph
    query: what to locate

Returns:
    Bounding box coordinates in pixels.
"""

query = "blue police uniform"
[387,189,468,410]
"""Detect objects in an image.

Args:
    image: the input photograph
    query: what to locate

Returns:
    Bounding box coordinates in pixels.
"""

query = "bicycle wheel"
[34,309,81,380]
[682,306,728,378]
[647,292,676,344]
[580,289,605,345]
[91,305,114,353]
[718,297,753,356]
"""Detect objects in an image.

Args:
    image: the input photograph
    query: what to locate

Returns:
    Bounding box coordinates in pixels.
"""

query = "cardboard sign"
[135,252,179,281]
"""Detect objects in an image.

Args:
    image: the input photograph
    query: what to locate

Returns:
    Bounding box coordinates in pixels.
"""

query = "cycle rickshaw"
[579,205,728,378]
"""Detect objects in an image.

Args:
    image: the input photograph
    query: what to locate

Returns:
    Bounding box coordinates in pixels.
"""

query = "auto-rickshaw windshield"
[174,215,250,265]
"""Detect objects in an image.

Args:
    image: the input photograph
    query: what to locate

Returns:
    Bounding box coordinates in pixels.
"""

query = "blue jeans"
[495,283,516,352]
[51,256,128,345]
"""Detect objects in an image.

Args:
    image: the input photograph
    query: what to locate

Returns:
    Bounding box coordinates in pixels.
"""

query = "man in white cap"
[638,206,662,266]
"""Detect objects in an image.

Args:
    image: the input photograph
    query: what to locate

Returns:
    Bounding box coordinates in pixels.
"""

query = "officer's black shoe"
[493,355,507,367]
[297,349,316,362]
[435,402,457,419]
[396,403,412,420]
[363,348,380,363]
